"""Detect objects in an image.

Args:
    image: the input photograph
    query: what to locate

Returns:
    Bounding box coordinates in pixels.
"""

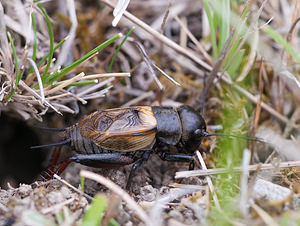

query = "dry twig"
[80,170,151,225]
[195,151,221,210]
[176,160,300,178]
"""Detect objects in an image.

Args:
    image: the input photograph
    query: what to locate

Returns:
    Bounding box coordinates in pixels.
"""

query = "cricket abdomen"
[66,125,104,154]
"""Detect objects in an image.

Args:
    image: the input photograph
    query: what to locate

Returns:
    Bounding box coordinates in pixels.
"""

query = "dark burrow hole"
[0,114,47,189]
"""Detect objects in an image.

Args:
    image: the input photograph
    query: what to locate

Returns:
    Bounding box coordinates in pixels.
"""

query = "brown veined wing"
[78,106,157,152]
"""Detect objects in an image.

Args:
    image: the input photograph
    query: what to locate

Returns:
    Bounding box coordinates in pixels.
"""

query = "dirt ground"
[0,152,205,225]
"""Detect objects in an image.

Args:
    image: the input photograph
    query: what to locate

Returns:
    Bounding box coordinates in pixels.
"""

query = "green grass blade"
[37,38,67,69]
[81,194,107,226]
[263,24,300,65]
[4,89,16,102]
[227,51,244,78]
[4,32,21,101]
[8,32,19,85]
[29,12,37,74]
[80,176,85,193]
[55,213,64,225]
[202,0,218,59]
[209,93,248,224]
[45,33,122,84]
[219,0,230,51]
[22,210,56,226]
[67,80,96,87]
[52,80,96,88]
[108,219,120,226]
[38,3,54,77]
[108,27,135,73]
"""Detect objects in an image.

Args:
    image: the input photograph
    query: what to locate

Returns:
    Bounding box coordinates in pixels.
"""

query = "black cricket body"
[152,106,206,155]
[38,105,207,189]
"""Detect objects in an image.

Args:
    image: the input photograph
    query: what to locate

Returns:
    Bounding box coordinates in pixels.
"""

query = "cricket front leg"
[159,152,195,170]
[126,150,152,191]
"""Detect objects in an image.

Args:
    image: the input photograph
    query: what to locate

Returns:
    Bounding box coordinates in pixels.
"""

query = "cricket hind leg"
[40,146,72,180]
[69,153,136,168]
[40,146,62,180]
[69,151,152,190]
[43,148,152,190]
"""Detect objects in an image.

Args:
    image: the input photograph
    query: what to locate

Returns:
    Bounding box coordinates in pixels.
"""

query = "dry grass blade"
[253,60,264,130]
[101,0,292,129]
[167,219,188,226]
[223,77,291,125]
[143,187,202,226]
[76,77,115,97]
[176,160,300,178]
[0,0,124,118]
[80,170,151,225]
[45,72,85,95]
[54,0,77,69]
[204,28,235,96]
[140,187,202,209]
[127,37,180,88]
[0,3,12,73]
[0,203,8,213]
[195,151,220,210]
[53,174,93,201]
[151,63,180,87]
[251,203,279,226]
[100,0,212,71]
[236,20,259,82]
[112,0,130,27]
[41,197,75,214]
[174,15,213,65]
[82,72,130,80]
[101,193,122,226]
[121,91,154,107]
[27,58,45,103]
[239,149,251,217]
[45,90,87,104]
[18,80,62,115]
[257,126,300,160]
[168,183,206,190]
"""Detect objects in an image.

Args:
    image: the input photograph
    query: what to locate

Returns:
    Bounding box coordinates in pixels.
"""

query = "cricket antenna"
[30,139,71,149]
[201,75,207,118]
[33,126,66,132]
[195,130,268,144]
